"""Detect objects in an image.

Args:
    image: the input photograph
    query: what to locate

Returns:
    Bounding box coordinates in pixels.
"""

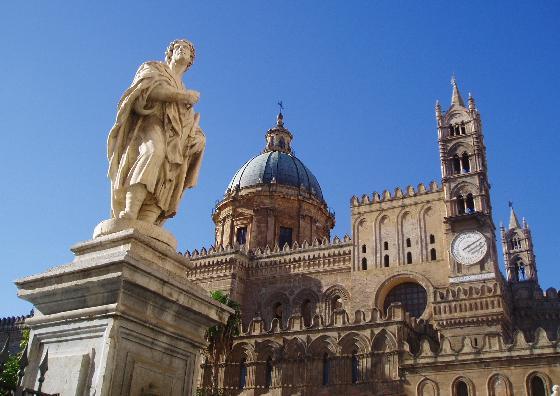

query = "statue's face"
[171,42,193,66]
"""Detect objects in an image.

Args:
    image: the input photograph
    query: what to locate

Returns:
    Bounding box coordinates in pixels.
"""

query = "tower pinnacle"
[451,75,465,107]
[509,202,520,230]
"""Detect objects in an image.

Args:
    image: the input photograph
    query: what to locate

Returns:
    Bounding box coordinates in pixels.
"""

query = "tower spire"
[508,201,520,229]
[451,75,465,107]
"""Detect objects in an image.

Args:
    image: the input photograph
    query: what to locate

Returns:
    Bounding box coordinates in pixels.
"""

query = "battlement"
[238,303,437,339]
[403,326,560,364]
[350,181,441,208]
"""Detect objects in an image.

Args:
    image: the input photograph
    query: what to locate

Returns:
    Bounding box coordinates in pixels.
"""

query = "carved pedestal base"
[15,229,231,396]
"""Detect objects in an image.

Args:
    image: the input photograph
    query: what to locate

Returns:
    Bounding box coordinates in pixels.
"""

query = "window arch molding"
[487,373,513,396]
[417,378,439,396]
[374,273,433,320]
[447,142,474,157]
[322,284,351,318]
[264,291,291,327]
[292,288,320,327]
[525,371,551,396]
[451,376,476,396]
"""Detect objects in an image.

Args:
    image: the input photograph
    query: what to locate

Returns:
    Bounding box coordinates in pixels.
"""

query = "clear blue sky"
[1,1,559,316]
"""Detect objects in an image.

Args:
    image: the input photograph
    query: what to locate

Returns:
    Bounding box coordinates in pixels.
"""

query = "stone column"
[15,221,232,396]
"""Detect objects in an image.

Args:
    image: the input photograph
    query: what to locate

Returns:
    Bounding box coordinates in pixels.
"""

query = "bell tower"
[500,204,538,283]
[436,78,500,278]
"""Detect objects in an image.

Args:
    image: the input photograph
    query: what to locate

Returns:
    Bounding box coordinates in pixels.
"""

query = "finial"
[468,92,476,111]
[450,75,465,107]
[277,100,284,127]
[522,217,529,229]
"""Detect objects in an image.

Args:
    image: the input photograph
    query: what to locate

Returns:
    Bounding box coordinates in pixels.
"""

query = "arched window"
[455,380,470,396]
[466,193,475,213]
[457,195,466,215]
[406,252,412,264]
[362,244,366,253]
[236,226,247,245]
[511,236,521,250]
[449,125,455,136]
[517,261,526,280]
[361,257,367,270]
[322,353,330,386]
[383,241,389,250]
[429,234,435,244]
[383,282,427,318]
[460,123,466,135]
[278,137,285,149]
[406,238,411,247]
[265,357,273,388]
[461,152,470,173]
[453,154,461,174]
[384,254,390,267]
[430,248,437,261]
[351,351,359,384]
[530,375,547,396]
[239,358,247,389]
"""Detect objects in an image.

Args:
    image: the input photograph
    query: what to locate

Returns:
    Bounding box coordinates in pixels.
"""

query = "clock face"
[451,231,488,265]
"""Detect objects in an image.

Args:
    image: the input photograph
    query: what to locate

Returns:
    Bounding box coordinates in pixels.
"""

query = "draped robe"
[107,61,205,223]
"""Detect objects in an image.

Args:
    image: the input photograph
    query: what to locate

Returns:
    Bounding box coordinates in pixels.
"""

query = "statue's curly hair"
[165,39,196,68]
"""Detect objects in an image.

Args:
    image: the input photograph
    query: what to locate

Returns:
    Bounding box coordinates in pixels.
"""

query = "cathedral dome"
[226,111,324,202]
[227,151,324,201]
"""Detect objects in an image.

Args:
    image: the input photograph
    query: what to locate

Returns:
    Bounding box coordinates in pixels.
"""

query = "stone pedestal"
[15,227,232,396]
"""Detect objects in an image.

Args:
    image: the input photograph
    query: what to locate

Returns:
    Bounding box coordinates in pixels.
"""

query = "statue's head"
[165,39,196,69]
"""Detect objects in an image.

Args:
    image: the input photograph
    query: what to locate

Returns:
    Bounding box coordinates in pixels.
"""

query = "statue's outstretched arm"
[150,85,199,105]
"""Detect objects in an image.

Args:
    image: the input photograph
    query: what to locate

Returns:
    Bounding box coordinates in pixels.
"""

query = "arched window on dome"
[455,380,470,396]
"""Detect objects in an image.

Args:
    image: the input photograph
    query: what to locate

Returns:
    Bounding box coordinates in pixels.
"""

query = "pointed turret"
[450,76,465,107]
[468,92,476,112]
[509,203,520,229]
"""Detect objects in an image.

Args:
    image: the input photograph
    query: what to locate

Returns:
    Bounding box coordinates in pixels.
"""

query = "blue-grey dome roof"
[227,151,324,201]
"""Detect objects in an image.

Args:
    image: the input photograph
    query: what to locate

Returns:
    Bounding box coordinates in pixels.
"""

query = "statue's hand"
[185,90,200,105]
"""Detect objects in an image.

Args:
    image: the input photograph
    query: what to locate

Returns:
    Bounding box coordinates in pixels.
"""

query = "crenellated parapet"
[0,312,33,355]
[350,181,441,208]
[431,282,510,329]
[403,326,560,366]
[239,304,437,339]
[246,235,352,278]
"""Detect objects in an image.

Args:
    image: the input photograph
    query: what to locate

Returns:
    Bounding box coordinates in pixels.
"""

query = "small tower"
[500,204,538,282]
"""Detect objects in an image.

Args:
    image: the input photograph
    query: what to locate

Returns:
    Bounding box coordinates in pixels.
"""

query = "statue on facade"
[107,39,205,226]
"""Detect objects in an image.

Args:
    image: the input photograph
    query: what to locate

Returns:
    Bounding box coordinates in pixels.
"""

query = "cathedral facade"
[189,80,560,395]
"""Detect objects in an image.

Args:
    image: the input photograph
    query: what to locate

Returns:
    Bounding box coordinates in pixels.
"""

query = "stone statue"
[107,39,205,226]
[552,384,559,396]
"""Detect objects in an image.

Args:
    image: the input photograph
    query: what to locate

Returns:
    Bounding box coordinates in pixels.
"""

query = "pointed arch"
[292,288,319,326]
[417,378,440,396]
[487,373,512,396]
[451,376,475,396]
[371,329,397,352]
[338,332,370,354]
[308,334,338,357]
